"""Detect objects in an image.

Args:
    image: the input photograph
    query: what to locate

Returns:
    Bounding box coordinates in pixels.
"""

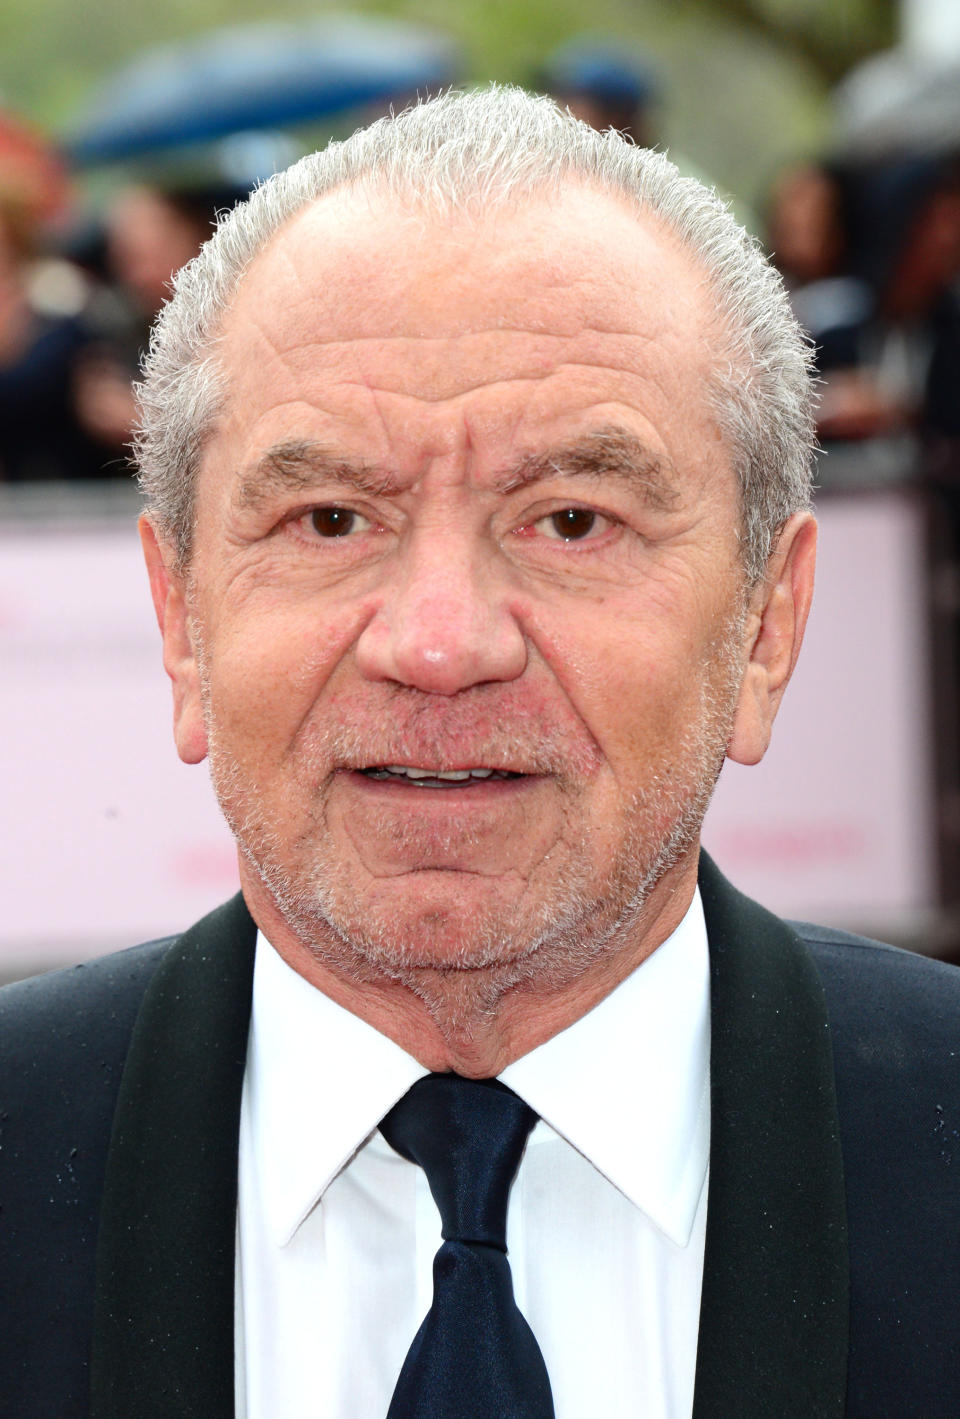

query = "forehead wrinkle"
[494,429,681,510]
[233,440,401,512]
[333,355,663,406]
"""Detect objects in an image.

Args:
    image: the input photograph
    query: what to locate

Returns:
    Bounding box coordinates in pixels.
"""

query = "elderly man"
[2,88,958,1419]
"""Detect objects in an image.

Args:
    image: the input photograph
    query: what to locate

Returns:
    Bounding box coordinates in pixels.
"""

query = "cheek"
[592,671,689,785]
[525,596,693,744]
[527,594,736,826]
[201,599,368,755]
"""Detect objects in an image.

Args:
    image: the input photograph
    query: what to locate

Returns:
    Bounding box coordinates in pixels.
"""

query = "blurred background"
[3,0,960,979]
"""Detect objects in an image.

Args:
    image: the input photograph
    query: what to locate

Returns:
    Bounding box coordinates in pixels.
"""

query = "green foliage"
[0,0,895,216]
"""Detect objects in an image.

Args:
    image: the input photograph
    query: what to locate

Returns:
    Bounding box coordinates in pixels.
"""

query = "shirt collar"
[501,890,710,1247]
[246,889,709,1250]
[244,944,427,1247]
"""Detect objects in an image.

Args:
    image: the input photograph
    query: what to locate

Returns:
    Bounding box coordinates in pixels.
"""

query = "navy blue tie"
[379,1073,555,1419]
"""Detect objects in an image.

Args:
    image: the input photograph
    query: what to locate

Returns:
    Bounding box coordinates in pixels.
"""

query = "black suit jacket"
[2,855,958,1417]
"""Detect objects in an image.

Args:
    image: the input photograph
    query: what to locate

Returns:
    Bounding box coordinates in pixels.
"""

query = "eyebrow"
[492,428,680,509]
[234,427,680,512]
[234,442,398,512]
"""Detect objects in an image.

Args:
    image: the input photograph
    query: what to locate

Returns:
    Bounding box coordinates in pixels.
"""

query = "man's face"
[153,186,759,991]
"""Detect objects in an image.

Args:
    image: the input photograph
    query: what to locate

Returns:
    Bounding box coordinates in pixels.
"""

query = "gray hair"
[136,84,815,583]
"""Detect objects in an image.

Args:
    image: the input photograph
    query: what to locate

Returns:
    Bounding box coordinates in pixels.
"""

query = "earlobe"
[139,515,208,766]
[726,512,817,767]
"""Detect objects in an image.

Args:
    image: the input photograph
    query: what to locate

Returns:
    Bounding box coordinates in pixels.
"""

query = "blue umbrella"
[62,15,461,166]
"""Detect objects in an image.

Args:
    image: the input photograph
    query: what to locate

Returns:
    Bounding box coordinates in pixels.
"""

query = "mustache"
[293,687,601,779]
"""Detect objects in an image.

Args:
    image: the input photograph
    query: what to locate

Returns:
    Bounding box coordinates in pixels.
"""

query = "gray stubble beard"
[199,600,746,1032]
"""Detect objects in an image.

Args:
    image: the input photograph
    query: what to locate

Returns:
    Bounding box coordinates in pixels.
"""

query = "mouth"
[359,765,525,789]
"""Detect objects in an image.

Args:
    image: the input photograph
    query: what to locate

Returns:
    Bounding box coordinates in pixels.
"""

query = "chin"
[310,876,552,975]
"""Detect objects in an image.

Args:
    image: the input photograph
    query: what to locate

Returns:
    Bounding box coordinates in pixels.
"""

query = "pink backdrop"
[0,489,935,972]
[704,490,934,929]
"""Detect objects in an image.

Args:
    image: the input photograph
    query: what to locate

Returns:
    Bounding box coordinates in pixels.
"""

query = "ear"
[726,511,817,767]
[139,514,208,765]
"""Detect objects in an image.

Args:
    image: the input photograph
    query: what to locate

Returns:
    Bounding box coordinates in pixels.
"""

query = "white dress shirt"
[235,891,710,1419]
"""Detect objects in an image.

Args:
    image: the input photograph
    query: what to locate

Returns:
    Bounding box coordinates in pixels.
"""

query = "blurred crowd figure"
[1,45,666,490]
[70,182,245,463]
[535,34,960,483]
[534,38,659,147]
[0,113,105,483]
[4,62,960,493]
[768,142,960,917]
[767,151,960,470]
[533,40,960,489]
[0,109,242,483]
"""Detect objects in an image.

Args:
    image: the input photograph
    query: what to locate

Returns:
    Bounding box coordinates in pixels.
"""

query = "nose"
[354,533,528,695]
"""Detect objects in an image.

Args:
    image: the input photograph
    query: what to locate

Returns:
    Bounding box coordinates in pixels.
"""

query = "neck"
[240,855,700,1077]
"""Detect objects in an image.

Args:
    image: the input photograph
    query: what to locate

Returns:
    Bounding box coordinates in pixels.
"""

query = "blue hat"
[540,38,659,109]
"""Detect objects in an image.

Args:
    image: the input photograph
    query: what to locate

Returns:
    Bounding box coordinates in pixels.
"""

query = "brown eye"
[310,507,359,537]
[549,508,597,540]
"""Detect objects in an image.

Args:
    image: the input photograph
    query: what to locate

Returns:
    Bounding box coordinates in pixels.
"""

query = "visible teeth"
[381,765,500,781]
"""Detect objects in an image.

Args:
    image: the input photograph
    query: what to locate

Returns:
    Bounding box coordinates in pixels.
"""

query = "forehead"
[206,182,725,487]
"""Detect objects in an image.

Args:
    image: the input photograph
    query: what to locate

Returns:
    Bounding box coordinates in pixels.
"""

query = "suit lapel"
[90,893,256,1419]
[88,864,849,1414]
[693,854,849,1418]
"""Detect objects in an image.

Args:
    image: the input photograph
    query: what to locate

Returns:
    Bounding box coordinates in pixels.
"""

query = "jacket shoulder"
[0,938,173,1415]
[791,921,960,1416]
[700,854,960,1411]
[0,937,172,1060]
[0,938,177,1151]
[0,937,176,1256]
[792,917,960,1042]
[0,895,254,1415]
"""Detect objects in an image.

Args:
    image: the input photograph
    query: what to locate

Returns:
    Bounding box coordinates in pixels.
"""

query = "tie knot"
[380,1074,537,1249]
